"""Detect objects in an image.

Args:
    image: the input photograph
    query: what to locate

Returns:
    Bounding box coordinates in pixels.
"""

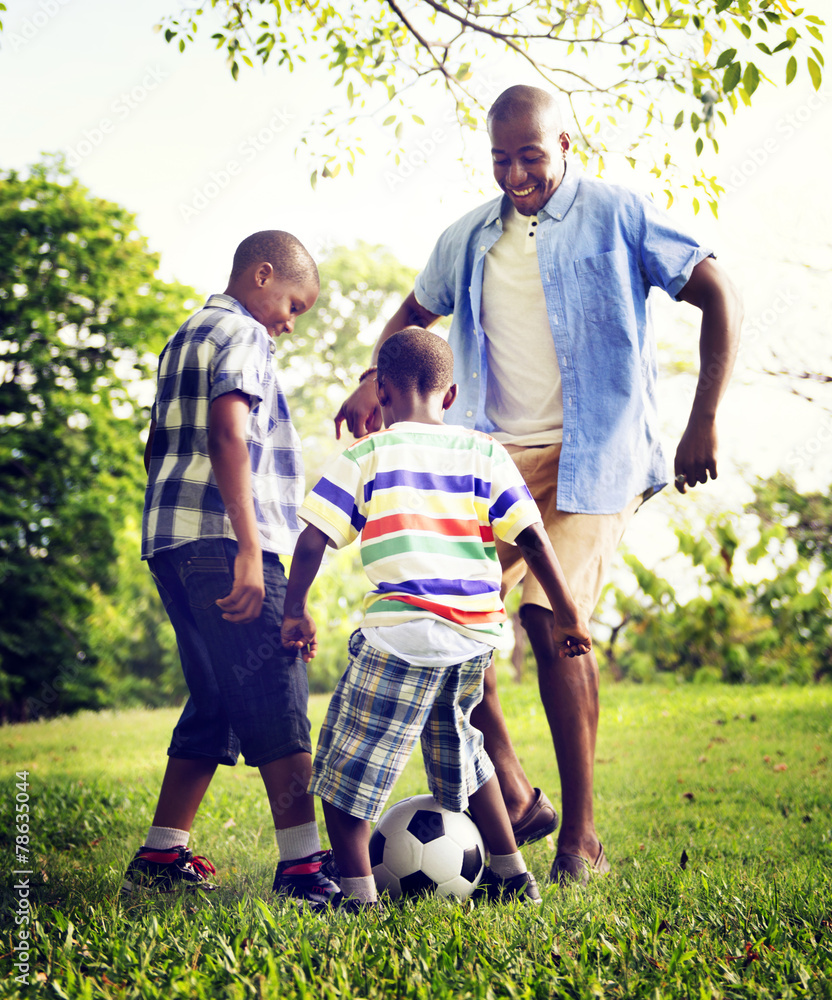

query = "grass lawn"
[1,677,830,999]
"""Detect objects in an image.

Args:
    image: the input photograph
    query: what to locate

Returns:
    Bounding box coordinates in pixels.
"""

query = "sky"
[2,0,831,590]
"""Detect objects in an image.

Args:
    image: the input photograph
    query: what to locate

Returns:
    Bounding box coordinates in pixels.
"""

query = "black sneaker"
[122,845,218,893]
[272,849,340,907]
[474,868,542,905]
[328,890,384,914]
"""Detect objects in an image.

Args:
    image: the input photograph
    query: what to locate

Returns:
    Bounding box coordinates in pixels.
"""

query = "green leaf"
[695,137,704,156]
[786,55,797,83]
[382,115,396,127]
[715,48,737,68]
[411,114,425,125]
[673,110,684,129]
[723,62,742,92]
[715,0,732,13]
[811,46,824,68]
[807,57,822,90]
[742,62,759,95]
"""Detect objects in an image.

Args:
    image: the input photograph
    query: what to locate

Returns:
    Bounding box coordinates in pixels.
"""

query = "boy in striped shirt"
[282,327,591,908]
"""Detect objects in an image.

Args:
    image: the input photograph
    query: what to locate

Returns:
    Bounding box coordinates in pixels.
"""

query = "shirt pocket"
[574,251,634,327]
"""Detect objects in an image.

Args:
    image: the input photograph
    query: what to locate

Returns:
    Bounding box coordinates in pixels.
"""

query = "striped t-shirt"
[299,422,542,641]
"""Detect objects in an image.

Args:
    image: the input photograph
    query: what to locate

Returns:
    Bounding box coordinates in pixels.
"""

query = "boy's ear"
[254,261,274,287]
[375,376,390,407]
[442,384,458,411]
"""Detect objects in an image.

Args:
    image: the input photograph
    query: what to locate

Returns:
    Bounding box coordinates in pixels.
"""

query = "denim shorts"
[148,538,312,767]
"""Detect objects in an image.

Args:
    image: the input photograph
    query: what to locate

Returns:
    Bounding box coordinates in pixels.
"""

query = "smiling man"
[335,86,742,884]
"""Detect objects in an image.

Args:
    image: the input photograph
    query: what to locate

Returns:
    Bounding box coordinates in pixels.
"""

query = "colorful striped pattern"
[300,423,542,639]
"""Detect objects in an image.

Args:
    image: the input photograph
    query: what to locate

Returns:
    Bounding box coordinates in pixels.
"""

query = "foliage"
[278,239,420,481]
[158,0,825,214]
[603,479,832,684]
[1,682,830,998]
[0,158,196,721]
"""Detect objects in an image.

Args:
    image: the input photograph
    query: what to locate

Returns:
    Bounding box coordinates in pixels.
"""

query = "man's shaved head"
[487,85,564,134]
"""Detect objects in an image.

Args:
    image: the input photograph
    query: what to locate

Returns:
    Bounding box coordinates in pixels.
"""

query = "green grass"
[1,678,831,999]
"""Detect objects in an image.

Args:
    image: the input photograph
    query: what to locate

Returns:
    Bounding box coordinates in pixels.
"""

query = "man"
[335,86,742,884]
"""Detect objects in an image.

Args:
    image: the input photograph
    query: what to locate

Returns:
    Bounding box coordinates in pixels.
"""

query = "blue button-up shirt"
[414,168,713,514]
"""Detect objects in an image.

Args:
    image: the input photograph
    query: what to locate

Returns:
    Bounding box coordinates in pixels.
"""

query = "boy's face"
[249,269,318,338]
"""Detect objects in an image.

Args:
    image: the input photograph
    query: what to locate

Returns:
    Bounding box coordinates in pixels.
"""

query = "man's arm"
[207,390,265,624]
[514,523,592,658]
[334,290,442,439]
[674,256,743,493]
[281,524,330,663]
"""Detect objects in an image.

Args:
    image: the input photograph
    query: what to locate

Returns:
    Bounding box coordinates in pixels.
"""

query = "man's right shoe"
[272,849,341,907]
[122,845,218,893]
[511,788,558,847]
[550,843,609,886]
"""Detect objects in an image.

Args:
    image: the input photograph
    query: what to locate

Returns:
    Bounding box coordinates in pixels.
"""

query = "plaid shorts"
[310,631,495,822]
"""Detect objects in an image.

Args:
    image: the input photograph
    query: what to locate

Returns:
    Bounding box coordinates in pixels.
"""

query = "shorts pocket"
[181,553,234,611]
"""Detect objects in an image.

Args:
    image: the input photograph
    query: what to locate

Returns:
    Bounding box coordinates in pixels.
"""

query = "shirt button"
[472,372,478,378]
[479,245,486,251]
[555,212,563,220]
[466,410,473,417]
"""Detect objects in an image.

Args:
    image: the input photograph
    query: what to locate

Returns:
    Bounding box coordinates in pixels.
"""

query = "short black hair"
[230,230,319,286]
[378,327,454,396]
[487,85,563,131]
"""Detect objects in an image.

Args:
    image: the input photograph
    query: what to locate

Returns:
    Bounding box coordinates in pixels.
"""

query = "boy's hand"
[215,550,265,624]
[282,613,318,663]
[551,620,592,659]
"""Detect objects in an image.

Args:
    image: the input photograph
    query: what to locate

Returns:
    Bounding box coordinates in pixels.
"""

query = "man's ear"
[442,383,458,411]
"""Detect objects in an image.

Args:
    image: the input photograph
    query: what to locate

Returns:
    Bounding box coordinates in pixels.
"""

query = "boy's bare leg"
[151,757,218,831]
[470,663,537,824]
[322,800,372,877]
[259,751,316,830]
[523,604,604,863]
[467,774,517,857]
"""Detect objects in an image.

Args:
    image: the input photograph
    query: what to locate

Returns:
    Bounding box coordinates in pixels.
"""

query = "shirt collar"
[539,161,580,221]
[204,293,275,354]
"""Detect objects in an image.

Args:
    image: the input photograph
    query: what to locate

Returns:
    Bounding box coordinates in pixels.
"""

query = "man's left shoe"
[273,849,341,907]
[511,788,558,847]
[550,843,609,887]
[474,868,542,905]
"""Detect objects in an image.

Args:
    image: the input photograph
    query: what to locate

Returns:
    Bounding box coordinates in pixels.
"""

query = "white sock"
[275,821,321,862]
[144,825,190,850]
[489,851,526,879]
[340,875,378,904]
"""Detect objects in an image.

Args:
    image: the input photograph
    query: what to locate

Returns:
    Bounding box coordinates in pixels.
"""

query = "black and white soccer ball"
[369,794,486,899]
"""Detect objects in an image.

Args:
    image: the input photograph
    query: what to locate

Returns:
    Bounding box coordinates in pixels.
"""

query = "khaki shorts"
[496,443,643,623]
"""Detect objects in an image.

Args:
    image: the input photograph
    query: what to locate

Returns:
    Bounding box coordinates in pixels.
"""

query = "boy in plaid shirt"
[124,231,338,906]
[282,327,591,908]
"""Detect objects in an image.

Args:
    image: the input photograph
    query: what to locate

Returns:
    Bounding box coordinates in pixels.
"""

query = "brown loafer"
[511,788,558,847]
[550,843,609,886]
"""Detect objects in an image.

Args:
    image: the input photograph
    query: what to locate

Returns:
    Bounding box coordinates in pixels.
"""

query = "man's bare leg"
[470,660,537,825]
[523,603,606,865]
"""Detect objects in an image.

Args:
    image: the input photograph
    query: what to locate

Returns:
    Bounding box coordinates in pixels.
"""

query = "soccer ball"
[369,794,485,899]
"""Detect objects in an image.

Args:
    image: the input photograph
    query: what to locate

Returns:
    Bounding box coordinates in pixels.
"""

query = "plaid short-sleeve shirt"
[142,294,304,559]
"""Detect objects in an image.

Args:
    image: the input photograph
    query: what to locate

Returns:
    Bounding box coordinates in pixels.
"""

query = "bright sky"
[2,0,831,587]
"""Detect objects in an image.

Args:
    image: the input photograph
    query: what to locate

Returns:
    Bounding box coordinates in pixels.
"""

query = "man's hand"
[215,550,265,624]
[281,612,318,663]
[674,415,718,493]
[551,618,592,659]
[334,378,383,440]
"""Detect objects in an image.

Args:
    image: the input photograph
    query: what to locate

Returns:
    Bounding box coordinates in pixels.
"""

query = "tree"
[0,158,196,720]
[158,0,824,214]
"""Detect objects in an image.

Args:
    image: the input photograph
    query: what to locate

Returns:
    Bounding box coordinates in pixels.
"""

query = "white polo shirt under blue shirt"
[413,167,713,515]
